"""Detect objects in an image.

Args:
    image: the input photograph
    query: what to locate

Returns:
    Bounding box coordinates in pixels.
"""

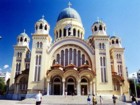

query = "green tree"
[0,78,6,95]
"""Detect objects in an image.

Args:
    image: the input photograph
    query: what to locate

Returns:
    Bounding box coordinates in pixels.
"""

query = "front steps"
[18,95,128,105]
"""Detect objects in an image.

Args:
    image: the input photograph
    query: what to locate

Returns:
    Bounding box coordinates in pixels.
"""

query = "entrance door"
[81,85,87,95]
[54,84,60,95]
[67,84,74,95]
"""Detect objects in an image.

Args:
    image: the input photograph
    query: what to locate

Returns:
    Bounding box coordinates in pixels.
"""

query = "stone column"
[90,81,92,95]
[47,80,50,96]
[77,80,81,96]
[93,81,96,95]
[120,83,123,95]
[62,79,65,96]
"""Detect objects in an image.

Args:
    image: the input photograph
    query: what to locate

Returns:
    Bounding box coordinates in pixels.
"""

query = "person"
[35,91,42,105]
[99,95,103,105]
[65,91,67,98]
[87,95,91,105]
[131,95,137,105]
[112,95,117,105]
[122,93,126,102]
[92,94,97,105]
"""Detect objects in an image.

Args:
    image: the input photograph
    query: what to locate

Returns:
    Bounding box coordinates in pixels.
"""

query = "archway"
[52,76,62,95]
[81,77,88,95]
[66,76,76,95]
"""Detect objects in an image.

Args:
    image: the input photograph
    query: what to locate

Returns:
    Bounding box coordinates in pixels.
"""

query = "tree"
[0,78,6,95]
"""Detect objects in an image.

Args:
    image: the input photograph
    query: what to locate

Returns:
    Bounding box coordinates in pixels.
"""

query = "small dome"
[110,36,118,39]
[18,30,30,39]
[57,7,82,23]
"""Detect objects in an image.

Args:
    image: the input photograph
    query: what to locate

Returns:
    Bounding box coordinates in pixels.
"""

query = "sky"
[0,0,140,74]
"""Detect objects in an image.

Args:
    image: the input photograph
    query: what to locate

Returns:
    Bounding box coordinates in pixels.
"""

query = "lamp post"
[0,36,2,39]
[132,74,137,97]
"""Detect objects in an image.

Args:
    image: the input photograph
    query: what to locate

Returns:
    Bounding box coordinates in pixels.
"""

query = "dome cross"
[68,2,72,8]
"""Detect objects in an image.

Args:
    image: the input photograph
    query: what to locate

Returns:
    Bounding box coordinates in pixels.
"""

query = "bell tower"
[9,30,30,95]
[27,16,52,96]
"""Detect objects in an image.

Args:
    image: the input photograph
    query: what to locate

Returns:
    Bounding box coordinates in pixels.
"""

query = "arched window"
[65,49,68,66]
[102,43,105,49]
[99,25,102,30]
[45,25,47,30]
[24,38,27,42]
[64,28,66,37]
[37,42,39,48]
[69,48,72,63]
[20,37,23,42]
[36,55,38,65]
[94,26,97,31]
[36,25,38,30]
[81,78,88,82]
[39,55,41,65]
[40,42,43,48]
[68,78,74,82]
[56,31,58,39]
[59,29,62,37]
[82,54,85,65]
[39,24,43,29]
[99,43,102,49]
[73,28,76,36]
[78,30,80,37]
[53,60,55,65]
[54,77,61,82]
[116,39,118,44]
[112,40,114,44]
[61,50,64,66]
[78,50,81,66]
[74,49,76,66]
[57,54,60,64]
[100,57,103,66]
[86,60,89,65]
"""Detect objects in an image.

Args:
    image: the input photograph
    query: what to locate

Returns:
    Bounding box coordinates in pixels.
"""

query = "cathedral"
[8,3,129,100]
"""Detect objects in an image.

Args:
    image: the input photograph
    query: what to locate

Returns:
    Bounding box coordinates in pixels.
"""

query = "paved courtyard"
[0,99,134,105]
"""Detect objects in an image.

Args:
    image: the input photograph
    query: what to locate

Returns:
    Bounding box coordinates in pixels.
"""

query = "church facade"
[8,4,129,99]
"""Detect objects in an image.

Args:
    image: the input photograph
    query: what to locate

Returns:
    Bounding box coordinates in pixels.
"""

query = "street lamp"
[132,74,137,98]
[0,36,2,39]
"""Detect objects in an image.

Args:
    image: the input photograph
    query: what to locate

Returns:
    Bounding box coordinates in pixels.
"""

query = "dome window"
[73,28,76,36]
[56,31,58,39]
[94,26,97,31]
[39,24,43,29]
[45,25,47,30]
[59,29,62,37]
[99,25,102,30]
[64,28,66,37]
[78,30,80,37]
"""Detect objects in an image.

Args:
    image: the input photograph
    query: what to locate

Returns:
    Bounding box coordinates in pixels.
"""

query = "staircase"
[18,95,129,105]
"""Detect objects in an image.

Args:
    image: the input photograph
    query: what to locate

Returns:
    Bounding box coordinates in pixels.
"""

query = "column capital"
[62,78,65,82]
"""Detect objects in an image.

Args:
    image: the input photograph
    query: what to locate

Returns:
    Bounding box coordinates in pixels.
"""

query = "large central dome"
[57,7,82,23]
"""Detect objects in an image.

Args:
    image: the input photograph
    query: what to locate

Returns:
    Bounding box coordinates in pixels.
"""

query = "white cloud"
[0,68,2,71]
[3,65,9,69]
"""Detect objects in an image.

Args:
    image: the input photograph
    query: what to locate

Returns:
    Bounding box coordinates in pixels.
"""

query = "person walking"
[131,95,137,105]
[99,95,103,105]
[92,94,97,105]
[87,95,91,105]
[112,94,117,105]
[35,91,42,105]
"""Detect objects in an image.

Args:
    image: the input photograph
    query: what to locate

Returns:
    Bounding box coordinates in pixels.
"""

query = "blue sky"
[0,0,140,74]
